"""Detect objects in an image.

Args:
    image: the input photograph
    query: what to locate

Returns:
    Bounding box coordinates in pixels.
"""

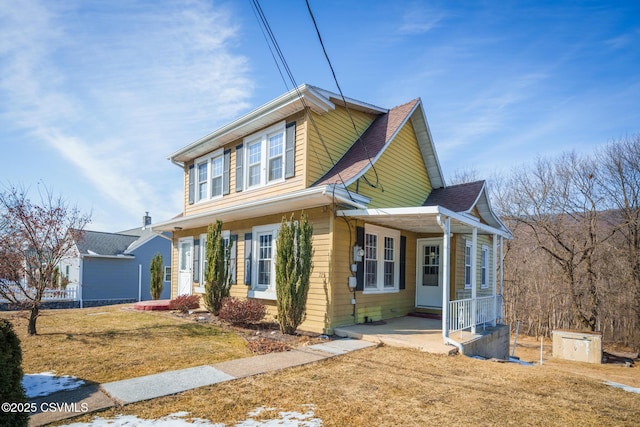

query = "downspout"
[436,214,463,353]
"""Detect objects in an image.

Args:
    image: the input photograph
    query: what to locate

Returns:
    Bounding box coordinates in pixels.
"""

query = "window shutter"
[399,235,406,290]
[193,239,200,283]
[223,149,231,195]
[285,121,296,178]
[229,234,238,284]
[355,226,364,291]
[244,232,252,286]
[235,144,244,192]
[188,164,195,205]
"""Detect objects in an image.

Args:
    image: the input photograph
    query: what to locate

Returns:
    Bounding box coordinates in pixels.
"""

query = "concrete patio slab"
[334,316,459,355]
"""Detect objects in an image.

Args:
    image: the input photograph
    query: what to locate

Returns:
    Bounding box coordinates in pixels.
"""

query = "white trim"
[481,244,490,289]
[415,237,443,308]
[169,84,386,165]
[194,148,224,203]
[337,205,511,238]
[464,240,472,289]
[362,223,400,294]
[250,223,280,298]
[153,185,369,232]
[163,266,171,282]
[243,121,286,190]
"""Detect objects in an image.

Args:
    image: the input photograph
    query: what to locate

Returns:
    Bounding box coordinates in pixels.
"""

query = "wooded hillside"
[493,135,640,350]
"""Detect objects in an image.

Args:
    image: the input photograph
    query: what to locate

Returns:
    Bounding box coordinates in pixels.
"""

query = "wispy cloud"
[397,3,446,35]
[0,0,253,230]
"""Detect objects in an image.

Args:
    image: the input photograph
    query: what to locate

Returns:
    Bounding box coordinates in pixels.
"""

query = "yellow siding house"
[153,84,512,346]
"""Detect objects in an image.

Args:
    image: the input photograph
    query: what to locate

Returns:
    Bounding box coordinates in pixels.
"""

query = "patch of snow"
[59,407,322,427]
[23,372,85,398]
[604,381,640,394]
[62,413,223,427]
[238,405,321,427]
[509,357,534,366]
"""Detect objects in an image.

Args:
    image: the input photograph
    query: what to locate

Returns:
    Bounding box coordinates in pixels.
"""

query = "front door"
[416,239,442,308]
[177,237,193,296]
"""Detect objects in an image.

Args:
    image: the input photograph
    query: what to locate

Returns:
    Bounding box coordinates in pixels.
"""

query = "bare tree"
[0,185,91,335]
[504,153,609,331]
[598,136,640,346]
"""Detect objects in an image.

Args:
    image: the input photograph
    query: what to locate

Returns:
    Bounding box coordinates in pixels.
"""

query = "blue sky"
[1,0,638,231]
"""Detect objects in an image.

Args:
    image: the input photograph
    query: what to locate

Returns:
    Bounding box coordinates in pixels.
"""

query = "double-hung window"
[210,156,224,198]
[464,240,472,289]
[243,122,287,189]
[194,149,224,202]
[196,230,236,293]
[481,245,490,289]
[363,224,400,293]
[249,223,280,299]
[197,161,208,202]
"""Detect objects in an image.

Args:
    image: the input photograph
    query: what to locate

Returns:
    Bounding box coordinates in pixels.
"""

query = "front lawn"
[68,345,640,426]
[0,305,252,383]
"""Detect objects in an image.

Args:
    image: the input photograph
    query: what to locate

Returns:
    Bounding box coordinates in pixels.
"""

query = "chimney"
[142,212,152,229]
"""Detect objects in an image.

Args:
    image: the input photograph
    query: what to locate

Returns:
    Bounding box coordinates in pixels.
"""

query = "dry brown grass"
[66,344,640,426]
[0,305,251,383]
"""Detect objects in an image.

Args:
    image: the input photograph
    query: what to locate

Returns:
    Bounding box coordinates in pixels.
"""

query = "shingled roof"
[75,230,138,257]
[423,180,485,213]
[314,98,420,186]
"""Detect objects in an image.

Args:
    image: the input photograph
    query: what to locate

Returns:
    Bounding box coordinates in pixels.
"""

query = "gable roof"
[169,84,387,165]
[423,180,485,212]
[75,231,138,257]
[313,98,444,189]
[424,180,508,232]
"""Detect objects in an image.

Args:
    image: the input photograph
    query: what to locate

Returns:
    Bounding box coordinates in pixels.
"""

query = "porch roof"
[152,185,370,232]
[336,206,512,238]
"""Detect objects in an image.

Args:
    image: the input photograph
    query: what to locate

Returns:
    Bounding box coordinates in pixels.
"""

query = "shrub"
[0,319,29,427]
[218,297,266,325]
[276,212,313,334]
[168,295,200,312]
[149,253,163,300]
[203,220,233,315]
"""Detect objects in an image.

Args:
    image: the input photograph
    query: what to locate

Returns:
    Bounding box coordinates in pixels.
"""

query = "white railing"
[1,285,77,302]
[448,295,502,333]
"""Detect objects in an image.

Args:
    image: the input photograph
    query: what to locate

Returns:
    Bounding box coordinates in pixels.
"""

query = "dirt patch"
[169,310,330,354]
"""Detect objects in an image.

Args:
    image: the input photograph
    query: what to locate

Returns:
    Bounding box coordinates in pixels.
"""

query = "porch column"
[492,234,498,326]
[471,227,477,334]
[439,215,451,340]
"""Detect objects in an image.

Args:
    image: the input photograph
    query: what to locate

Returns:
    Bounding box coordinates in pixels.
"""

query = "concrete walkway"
[28,339,375,427]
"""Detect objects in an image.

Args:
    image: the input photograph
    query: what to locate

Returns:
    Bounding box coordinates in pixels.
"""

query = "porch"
[334,315,510,358]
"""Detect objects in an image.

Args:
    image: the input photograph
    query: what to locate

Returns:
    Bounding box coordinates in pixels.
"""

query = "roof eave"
[152,185,370,232]
[168,84,387,166]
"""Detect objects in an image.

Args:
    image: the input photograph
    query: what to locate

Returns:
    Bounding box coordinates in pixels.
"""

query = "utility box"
[552,330,602,364]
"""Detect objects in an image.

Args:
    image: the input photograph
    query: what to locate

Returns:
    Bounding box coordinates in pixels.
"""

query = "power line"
[250,0,359,203]
[305,0,382,191]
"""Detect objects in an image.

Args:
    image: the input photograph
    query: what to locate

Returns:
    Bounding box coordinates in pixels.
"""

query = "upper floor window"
[237,121,296,192]
[194,150,224,203]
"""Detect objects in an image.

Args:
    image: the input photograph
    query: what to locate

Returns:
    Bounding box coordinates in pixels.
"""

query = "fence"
[0,285,77,302]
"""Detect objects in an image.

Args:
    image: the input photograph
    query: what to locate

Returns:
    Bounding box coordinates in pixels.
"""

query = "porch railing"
[448,295,502,333]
